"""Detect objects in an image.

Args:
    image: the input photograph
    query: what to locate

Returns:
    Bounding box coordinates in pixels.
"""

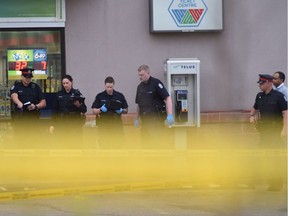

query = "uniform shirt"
[10,81,44,116]
[253,89,287,123]
[92,90,128,126]
[54,88,87,117]
[135,76,169,115]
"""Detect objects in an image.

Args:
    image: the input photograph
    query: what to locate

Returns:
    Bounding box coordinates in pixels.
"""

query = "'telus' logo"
[168,0,208,27]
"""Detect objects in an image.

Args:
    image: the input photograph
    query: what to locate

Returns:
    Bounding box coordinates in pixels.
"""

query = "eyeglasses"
[23,75,33,78]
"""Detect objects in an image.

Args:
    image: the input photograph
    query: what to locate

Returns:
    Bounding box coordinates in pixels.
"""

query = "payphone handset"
[174,90,188,122]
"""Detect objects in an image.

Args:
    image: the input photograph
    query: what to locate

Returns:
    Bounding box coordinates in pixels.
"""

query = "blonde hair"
[138,64,150,73]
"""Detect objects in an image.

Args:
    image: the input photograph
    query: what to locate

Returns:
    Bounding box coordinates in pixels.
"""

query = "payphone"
[164,58,200,127]
[175,89,188,122]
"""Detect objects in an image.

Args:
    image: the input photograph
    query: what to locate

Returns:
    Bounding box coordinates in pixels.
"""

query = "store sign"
[7,48,47,80]
[168,0,207,27]
[150,0,223,32]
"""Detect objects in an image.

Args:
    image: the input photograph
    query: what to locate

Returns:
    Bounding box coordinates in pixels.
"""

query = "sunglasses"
[23,75,33,78]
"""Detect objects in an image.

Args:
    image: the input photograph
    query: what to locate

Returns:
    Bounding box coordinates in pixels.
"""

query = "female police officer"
[52,74,87,146]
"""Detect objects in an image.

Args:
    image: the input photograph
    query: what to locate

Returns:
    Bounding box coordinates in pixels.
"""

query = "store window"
[0,28,65,117]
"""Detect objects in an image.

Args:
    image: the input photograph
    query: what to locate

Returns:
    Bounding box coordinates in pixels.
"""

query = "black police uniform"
[252,83,287,191]
[92,90,128,127]
[135,76,169,124]
[53,88,87,147]
[135,76,172,149]
[10,80,45,147]
[253,89,287,148]
[54,88,87,122]
[10,81,44,119]
[92,90,128,148]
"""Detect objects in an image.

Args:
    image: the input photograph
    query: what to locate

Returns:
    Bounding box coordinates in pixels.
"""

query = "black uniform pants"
[11,115,43,148]
[140,114,172,149]
[257,123,286,189]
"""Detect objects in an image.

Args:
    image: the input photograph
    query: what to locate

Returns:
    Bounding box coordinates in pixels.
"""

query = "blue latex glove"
[166,114,174,126]
[116,108,123,114]
[134,118,139,128]
[100,104,107,113]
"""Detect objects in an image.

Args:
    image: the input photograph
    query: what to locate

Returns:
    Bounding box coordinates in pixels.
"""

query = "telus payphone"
[175,89,188,122]
[164,58,200,127]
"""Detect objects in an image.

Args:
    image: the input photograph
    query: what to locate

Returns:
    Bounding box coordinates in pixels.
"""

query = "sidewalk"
[0,184,286,216]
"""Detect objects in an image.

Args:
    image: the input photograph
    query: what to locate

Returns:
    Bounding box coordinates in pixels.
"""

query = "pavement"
[0,186,286,216]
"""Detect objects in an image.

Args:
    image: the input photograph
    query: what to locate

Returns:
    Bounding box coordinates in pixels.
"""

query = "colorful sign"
[7,48,47,80]
[150,0,223,32]
[168,0,207,27]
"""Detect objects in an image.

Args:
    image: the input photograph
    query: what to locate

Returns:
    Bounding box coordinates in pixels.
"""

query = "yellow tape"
[0,181,186,202]
[0,149,286,157]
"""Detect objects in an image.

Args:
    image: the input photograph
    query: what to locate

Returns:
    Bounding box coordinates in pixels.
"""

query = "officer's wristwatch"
[35,105,39,111]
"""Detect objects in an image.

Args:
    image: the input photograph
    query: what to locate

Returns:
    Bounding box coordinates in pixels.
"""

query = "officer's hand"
[249,116,257,124]
[115,108,123,114]
[17,103,23,109]
[166,114,174,127]
[28,104,35,111]
[74,100,81,108]
[100,104,107,113]
[134,117,139,128]
[281,128,287,137]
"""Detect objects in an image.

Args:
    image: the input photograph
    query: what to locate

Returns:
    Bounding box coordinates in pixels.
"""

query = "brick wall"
[86,110,251,125]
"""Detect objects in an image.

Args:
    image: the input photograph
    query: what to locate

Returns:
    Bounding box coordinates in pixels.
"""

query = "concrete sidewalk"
[0,186,286,216]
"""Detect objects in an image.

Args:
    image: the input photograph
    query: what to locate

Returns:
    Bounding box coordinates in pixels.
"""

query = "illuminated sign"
[7,48,47,80]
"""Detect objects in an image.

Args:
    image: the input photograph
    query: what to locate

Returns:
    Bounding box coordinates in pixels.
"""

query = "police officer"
[92,76,128,148]
[10,68,46,145]
[54,75,87,119]
[250,74,287,145]
[135,64,174,148]
[52,75,87,146]
[10,68,46,119]
[249,74,287,191]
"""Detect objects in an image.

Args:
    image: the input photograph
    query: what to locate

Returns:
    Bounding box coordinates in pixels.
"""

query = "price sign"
[7,48,48,80]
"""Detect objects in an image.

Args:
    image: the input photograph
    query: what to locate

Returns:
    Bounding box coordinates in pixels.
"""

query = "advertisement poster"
[7,48,47,80]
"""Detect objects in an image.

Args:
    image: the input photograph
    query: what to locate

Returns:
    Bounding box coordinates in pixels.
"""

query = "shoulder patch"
[10,85,15,91]
[158,83,163,89]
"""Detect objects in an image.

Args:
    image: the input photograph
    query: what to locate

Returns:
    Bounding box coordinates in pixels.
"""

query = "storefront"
[0,0,66,118]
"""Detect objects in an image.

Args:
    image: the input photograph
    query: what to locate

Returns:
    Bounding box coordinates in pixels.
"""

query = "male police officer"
[249,74,287,191]
[250,74,287,144]
[10,68,46,145]
[10,68,46,119]
[135,64,174,148]
[92,76,128,148]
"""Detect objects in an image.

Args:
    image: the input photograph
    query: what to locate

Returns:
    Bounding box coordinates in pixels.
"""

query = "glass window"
[0,28,65,117]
